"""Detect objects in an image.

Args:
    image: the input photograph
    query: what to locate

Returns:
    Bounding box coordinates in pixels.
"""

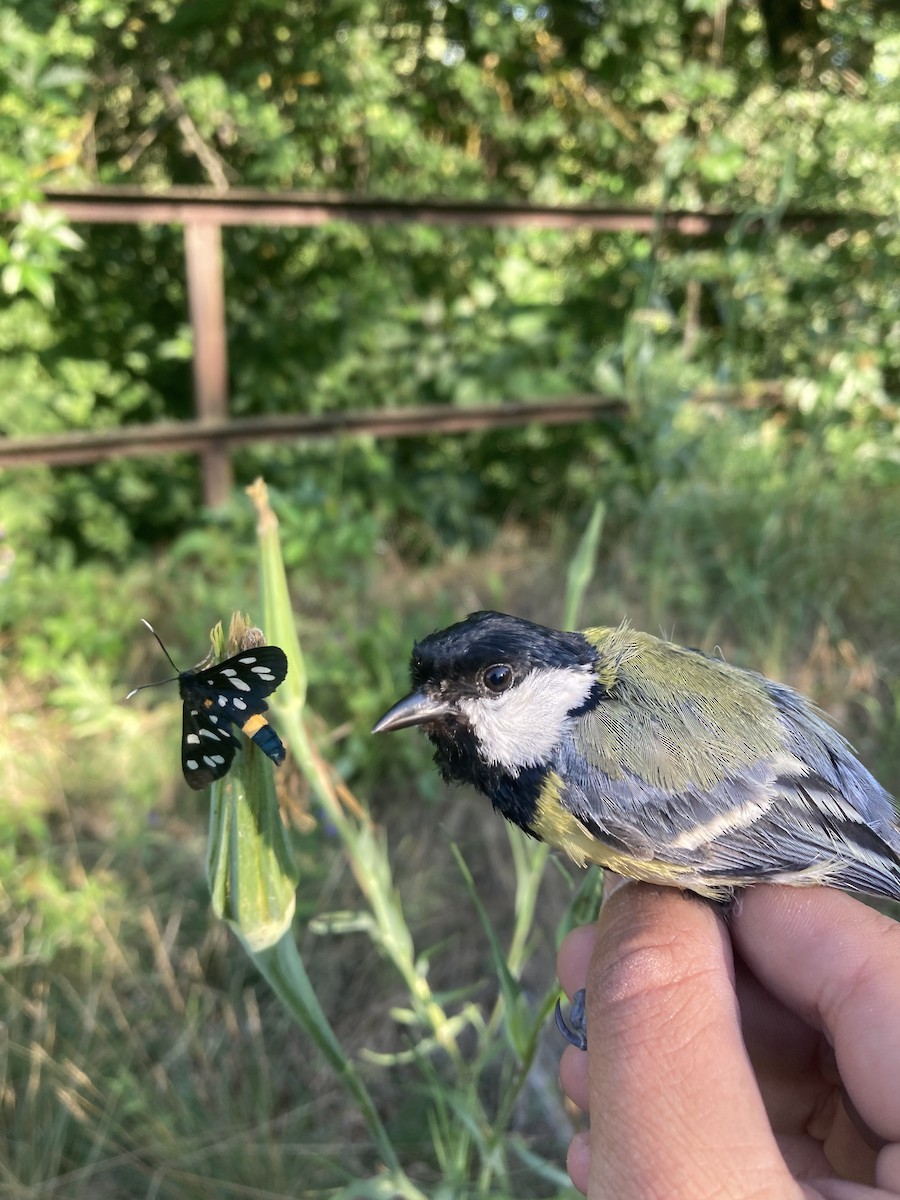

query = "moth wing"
[181,703,238,790]
[200,646,288,705]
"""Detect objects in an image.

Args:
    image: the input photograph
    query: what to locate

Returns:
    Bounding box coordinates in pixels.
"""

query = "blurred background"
[2,1,900,1196]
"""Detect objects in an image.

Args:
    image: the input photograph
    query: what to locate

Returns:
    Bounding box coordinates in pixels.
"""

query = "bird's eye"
[482,664,513,693]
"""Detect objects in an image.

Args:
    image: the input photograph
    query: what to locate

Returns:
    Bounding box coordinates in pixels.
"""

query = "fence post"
[184,220,232,507]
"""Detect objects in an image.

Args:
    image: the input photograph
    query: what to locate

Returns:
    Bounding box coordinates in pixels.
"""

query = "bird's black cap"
[410,610,595,689]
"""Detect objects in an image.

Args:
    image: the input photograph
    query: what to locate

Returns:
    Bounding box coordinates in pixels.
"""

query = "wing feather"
[559,643,900,899]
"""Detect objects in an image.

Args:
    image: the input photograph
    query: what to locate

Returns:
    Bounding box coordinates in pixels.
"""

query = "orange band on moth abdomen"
[241,713,268,737]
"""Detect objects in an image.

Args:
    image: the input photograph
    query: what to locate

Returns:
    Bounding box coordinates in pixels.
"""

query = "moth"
[127,620,288,789]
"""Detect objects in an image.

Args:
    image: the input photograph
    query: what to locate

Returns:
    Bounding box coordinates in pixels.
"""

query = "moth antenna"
[125,619,183,699]
[140,618,182,673]
[126,676,179,700]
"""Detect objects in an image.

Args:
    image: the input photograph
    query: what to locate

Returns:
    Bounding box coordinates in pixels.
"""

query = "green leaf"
[449,843,532,1061]
[564,500,605,630]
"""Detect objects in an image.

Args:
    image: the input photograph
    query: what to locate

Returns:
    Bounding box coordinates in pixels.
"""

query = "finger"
[585,885,794,1199]
[557,924,596,1114]
[557,923,597,1000]
[567,1130,590,1196]
[558,920,596,1184]
[732,887,900,1144]
[877,1143,900,1190]
[775,1131,832,1179]
[735,955,826,1135]
[735,953,820,1074]
[559,1042,589,1112]
[558,918,821,1120]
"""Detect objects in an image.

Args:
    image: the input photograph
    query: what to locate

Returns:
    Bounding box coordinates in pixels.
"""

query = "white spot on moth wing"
[238,656,257,664]
[252,666,275,679]
[186,733,200,745]
[457,664,595,775]
[199,728,220,740]
[232,697,247,711]
[220,669,251,691]
[186,759,199,771]
[218,696,227,707]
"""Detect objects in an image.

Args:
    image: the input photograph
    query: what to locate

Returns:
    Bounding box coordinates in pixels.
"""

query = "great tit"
[372,610,900,903]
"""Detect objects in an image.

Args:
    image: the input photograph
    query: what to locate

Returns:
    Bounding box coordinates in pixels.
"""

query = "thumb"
[584,885,797,1200]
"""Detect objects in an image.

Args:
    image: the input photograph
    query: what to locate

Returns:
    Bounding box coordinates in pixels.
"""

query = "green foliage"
[2,1,900,567]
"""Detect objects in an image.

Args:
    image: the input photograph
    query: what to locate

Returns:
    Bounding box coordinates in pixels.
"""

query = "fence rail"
[0,397,624,468]
[43,186,865,233]
[5,185,843,502]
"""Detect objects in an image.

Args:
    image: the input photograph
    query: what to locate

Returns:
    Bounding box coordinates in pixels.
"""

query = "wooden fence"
[4,186,860,504]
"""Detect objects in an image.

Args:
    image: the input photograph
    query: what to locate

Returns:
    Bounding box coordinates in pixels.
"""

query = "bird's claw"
[555,987,588,1051]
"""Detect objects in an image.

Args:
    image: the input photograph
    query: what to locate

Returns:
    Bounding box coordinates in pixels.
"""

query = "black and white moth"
[127,620,288,790]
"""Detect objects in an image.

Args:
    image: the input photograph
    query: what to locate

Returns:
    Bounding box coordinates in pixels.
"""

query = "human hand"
[557,881,900,1198]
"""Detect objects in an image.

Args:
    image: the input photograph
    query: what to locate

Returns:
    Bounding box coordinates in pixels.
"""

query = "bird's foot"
[555,988,588,1051]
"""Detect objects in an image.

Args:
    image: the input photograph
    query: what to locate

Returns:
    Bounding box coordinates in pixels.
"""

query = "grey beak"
[372,690,453,734]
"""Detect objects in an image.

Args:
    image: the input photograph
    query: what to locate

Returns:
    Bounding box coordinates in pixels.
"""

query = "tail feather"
[834,858,900,904]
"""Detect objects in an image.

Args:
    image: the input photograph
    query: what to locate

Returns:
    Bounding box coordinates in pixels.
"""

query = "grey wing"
[559,690,900,900]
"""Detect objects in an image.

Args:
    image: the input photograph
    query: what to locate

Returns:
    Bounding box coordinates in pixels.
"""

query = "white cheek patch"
[458,665,595,775]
